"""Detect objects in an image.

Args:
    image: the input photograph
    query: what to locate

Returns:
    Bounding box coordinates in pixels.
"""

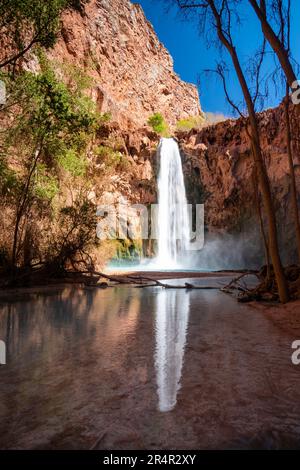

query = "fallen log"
[124,275,219,289]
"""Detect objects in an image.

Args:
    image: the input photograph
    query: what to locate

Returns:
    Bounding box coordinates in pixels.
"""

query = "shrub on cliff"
[176,115,205,131]
[176,113,228,132]
[147,113,169,136]
[95,145,126,172]
[45,197,98,274]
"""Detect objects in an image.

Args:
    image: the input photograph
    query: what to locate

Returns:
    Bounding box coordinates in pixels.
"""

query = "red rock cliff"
[178,104,300,264]
[44,0,201,130]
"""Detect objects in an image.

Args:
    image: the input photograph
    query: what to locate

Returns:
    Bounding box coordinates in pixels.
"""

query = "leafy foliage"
[0,0,68,68]
[57,149,87,177]
[47,197,98,272]
[147,113,169,136]
[34,164,59,201]
[96,145,122,167]
[95,145,130,172]
[1,60,100,268]
[176,115,205,131]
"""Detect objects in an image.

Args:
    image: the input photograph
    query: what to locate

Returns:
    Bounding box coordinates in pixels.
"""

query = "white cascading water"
[155,138,190,268]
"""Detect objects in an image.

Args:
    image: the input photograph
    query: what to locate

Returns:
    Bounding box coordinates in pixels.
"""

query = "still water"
[1,282,300,449]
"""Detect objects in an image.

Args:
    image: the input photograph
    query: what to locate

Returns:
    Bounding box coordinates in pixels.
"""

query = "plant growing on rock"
[147,113,169,136]
[0,0,67,69]
[176,115,205,131]
[95,144,131,174]
[0,60,99,272]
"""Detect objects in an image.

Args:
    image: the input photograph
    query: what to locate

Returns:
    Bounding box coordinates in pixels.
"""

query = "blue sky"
[138,0,300,116]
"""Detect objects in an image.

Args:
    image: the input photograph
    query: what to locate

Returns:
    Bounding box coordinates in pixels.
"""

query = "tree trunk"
[248,0,298,89]
[249,129,289,302]
[11,146,41,269]
[252,166,270,280]
[207,0,289,302]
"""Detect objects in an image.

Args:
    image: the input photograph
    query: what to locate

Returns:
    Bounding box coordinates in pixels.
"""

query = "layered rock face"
[178,104,300,266]
[46,0,201,130]
[11,0,297,266]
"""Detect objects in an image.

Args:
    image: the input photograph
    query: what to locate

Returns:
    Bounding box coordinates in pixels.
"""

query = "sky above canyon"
[138,0,300,117]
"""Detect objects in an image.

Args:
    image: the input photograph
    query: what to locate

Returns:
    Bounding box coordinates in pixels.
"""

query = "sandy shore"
[252,300,300,335]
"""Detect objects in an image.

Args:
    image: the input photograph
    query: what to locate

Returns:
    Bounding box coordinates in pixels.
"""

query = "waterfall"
[156,138,190,268]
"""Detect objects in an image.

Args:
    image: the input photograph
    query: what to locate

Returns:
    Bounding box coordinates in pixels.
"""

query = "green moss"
[112,239,143,260]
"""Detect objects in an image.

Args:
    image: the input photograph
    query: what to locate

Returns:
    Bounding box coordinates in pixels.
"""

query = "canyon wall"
[4,0,298,267]
[43,0,201,130]
[178,105,300,266]
[15,0,201,262]
[94,104,300,267]
[46,0,298,266]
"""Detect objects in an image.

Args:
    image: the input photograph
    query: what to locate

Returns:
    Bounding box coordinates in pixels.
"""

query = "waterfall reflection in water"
[2,286,300,449]
[155,289,190,412]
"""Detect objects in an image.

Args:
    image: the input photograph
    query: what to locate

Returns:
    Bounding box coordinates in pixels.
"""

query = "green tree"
[1,62,98,269]
[0,0,67,69]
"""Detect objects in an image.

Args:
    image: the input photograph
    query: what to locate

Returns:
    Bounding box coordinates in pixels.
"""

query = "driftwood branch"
[119,274,220,289]
[65,271,221,290]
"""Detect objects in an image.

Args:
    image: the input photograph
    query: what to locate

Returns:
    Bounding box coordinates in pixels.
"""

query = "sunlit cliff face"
[44,0,201,130]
